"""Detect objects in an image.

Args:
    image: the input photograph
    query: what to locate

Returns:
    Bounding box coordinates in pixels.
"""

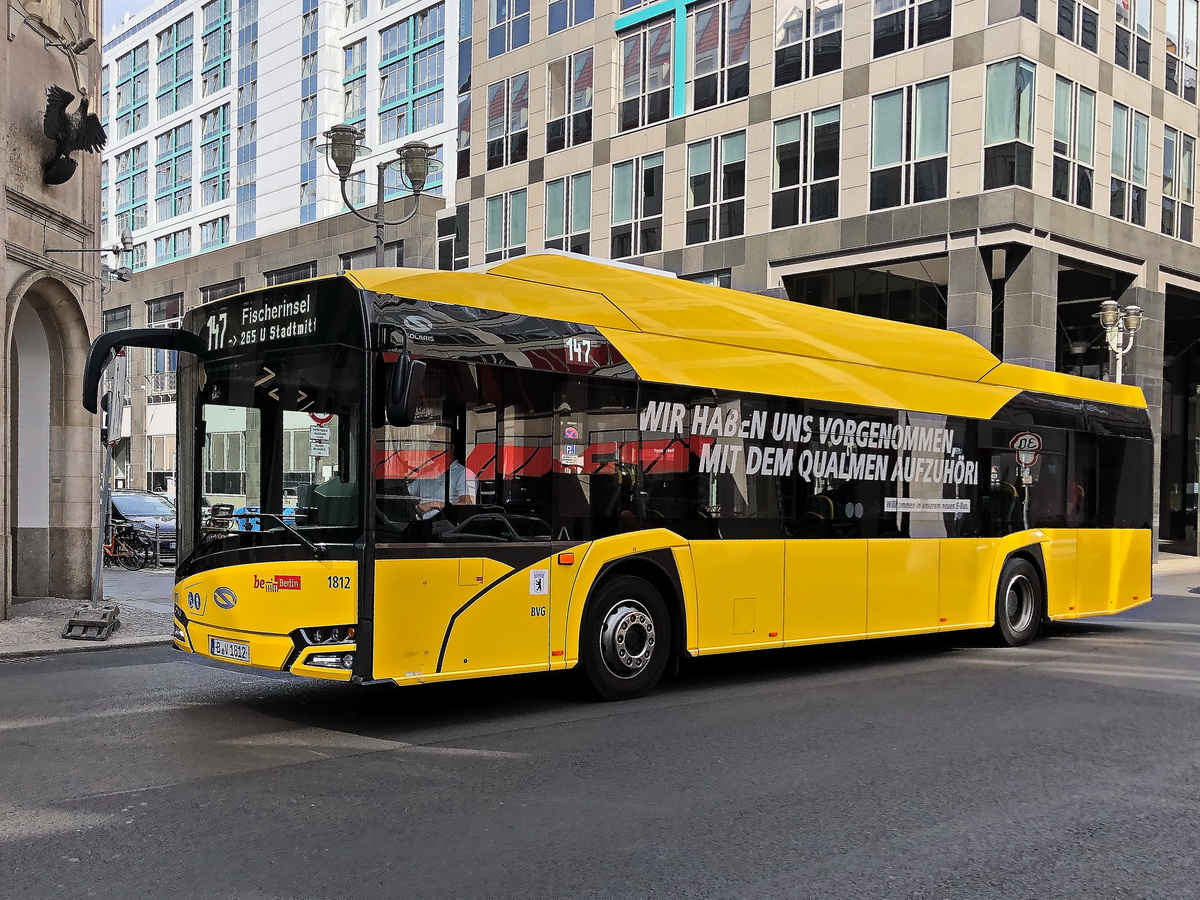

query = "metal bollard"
[154,524,161,568]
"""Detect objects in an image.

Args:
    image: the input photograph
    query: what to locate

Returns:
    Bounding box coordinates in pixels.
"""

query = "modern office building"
[451,0,1200,551]
[100,0,458,268]
[3,0,104,617]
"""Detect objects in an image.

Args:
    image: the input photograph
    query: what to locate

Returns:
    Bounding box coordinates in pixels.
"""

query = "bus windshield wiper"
[236,512,328,559]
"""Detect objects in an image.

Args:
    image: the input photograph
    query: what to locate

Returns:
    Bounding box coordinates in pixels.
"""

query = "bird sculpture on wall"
[42,84,107,185]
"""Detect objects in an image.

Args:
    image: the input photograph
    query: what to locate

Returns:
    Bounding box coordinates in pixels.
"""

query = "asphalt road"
[3,572,1200,899]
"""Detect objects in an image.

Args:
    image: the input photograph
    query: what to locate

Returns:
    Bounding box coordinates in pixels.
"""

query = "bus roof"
[348,254,1146,413]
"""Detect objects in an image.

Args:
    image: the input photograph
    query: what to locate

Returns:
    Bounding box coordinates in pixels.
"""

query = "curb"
[0,635,174,662]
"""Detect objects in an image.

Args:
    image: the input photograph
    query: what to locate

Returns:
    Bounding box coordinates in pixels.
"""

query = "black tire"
[992,556,1043,647]
[580,575,672,701]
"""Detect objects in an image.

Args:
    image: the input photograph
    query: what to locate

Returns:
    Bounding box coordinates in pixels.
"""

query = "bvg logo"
[213,587,237,609]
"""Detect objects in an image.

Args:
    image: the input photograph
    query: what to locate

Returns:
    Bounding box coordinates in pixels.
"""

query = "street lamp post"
[317,125,441,267]
[1096,299,1144,385]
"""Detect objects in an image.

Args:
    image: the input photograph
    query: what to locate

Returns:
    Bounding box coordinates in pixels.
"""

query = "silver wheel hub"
[598,599,656,680]
[1005,573,1035,633]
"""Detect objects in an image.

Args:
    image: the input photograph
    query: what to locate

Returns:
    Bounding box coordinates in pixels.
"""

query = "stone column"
[1002,245,1058,370]
[946,247,992,349]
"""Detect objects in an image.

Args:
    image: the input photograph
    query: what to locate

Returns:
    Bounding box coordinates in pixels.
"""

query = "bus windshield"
[178,343,364,570]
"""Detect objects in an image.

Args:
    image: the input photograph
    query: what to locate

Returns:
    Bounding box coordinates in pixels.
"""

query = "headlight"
[299,624,356,645]
[306,652,354,669]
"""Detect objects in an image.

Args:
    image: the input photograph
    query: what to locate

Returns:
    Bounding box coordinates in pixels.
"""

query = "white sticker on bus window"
[529,569,549,595]
[884,498,971,513]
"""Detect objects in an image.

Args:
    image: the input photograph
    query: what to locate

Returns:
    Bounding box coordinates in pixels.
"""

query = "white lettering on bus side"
[639,400,980,489]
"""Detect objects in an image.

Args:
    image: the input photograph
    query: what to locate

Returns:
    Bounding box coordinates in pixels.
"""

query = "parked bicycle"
[103,523,153,571]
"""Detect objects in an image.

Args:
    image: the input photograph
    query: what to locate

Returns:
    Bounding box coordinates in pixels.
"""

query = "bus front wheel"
[581,575,672,701]
[993,557,1043,647]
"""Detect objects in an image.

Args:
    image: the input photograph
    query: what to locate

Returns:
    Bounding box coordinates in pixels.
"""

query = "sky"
[103,0,153,35]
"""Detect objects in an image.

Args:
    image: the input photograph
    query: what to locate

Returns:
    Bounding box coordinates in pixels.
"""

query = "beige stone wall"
[2,0,104,616]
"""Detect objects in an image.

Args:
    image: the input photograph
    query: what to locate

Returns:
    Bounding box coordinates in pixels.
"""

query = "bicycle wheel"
[117,537,149,570]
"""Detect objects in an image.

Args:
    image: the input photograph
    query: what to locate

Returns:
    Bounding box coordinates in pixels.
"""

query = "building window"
[200,0,232,97]
[688,0,750,111]
[265,262,317,285]
[486,73,529,169]
[438,205,470,270]
[457,93,470,179]
[488,0,529,57]
[1163,126,1197,239]
[200,278,244,303]
[611,152,664,258]
[200,104,230,206]
[378,4,446,146]
[1165,0,1199,101]
[155,16,194,118]
[114,42,149,139]
[1057,0,1098,52]
[344,76,366,123]
[545,172,591,254]
[772,106,840,228]
[200,216,229,249]
[101,65,110,128]
[618,17,673,132]
[983,58,1035,190]
[686,270,732,288]
[147,435,178,492]
[131,244,148,270]
[205,432,246,496]
[155,228,192,264]
[873,0,951,59]
[1110,103,1149,225]
[775,0,843,86]
[686,131,746,244]
[1052,77,1095,209]
[115,142,149,236]
[146,294,182,401]
[340,241,403,269]
[547,50,593,153]
[345,38,366,76]
[870,77,948,209]
[346,0,367,25]
[550,0,593,33]
[1116,0,1151,78]
[484,189,528,261]
[104,306,132,332]
[155,123,193,222]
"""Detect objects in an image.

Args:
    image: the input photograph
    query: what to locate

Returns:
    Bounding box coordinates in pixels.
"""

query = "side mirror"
[384,352,426,427]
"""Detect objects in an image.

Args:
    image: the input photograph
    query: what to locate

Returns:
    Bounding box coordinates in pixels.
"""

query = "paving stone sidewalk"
[0,568,175,660]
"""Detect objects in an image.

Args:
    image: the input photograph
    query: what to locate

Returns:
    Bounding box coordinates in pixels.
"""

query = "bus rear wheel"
[992,557,1043,647]
[581,575,671,701]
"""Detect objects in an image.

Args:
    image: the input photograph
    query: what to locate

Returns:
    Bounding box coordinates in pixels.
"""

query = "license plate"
[209,637,250,663]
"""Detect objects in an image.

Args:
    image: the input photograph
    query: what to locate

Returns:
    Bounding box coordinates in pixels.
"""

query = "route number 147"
[565,336,592,364]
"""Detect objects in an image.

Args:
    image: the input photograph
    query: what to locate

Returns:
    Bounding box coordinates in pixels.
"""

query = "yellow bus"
[84,254,1152,699]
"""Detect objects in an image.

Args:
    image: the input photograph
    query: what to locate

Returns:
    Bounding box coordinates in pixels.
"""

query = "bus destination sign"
[203,289,320,352]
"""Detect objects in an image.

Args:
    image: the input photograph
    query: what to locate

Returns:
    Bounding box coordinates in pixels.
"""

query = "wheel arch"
[993,542,1048,624]
[570,549,687,673]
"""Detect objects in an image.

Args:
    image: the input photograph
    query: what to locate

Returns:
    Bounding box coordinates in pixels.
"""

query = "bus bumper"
[173,608,354,682]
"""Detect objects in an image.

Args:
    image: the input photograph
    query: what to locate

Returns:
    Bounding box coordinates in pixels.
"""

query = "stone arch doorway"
[3,271,96,615]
